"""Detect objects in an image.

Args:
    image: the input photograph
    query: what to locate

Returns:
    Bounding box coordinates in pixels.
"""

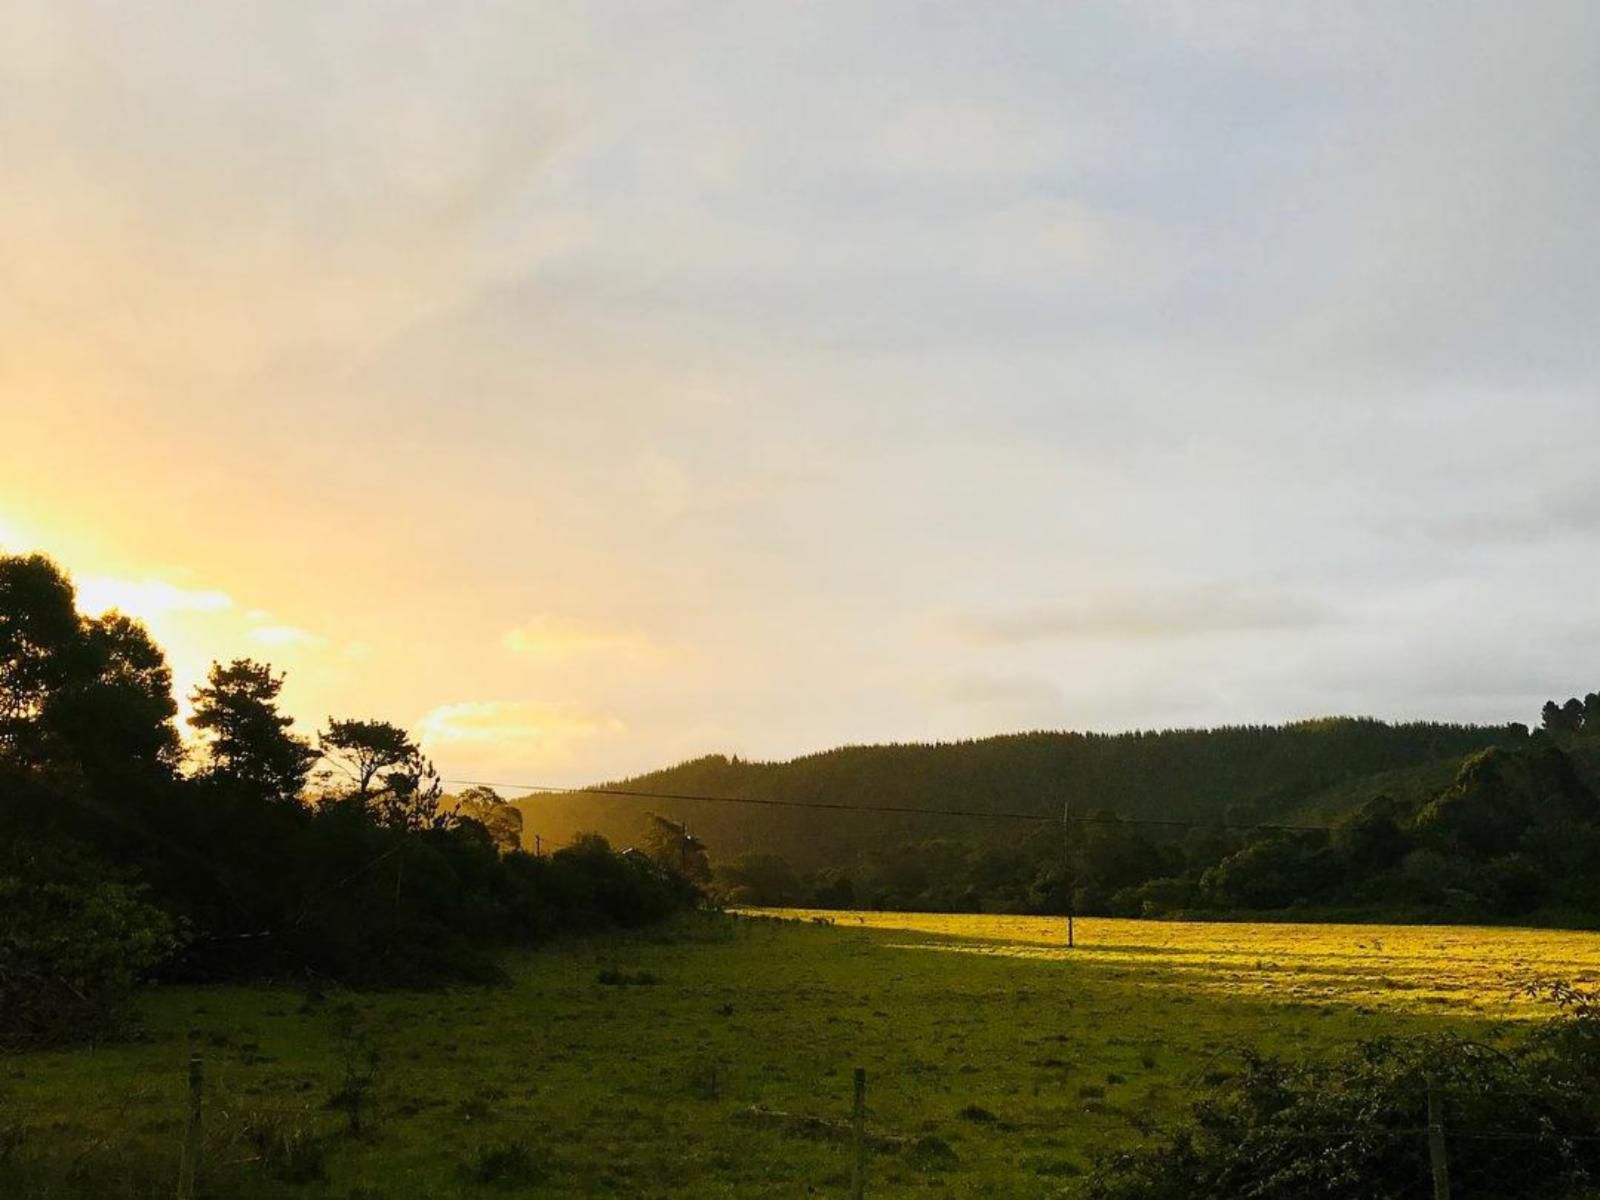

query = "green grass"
[2,910,1564,1198]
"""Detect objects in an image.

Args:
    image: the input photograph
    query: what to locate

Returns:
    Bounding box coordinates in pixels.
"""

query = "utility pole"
[534,833,542,857]
[1062,798,1075,949]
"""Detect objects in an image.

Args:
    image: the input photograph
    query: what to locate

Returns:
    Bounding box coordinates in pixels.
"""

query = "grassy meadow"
[7,910,1599,1198]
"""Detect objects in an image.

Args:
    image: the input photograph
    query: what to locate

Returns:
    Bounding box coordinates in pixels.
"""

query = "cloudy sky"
[2,2,1596,785]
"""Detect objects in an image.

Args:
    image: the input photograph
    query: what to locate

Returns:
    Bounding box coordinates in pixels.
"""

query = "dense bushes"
[0,840,179,1048]
[1082,984,1600,1199]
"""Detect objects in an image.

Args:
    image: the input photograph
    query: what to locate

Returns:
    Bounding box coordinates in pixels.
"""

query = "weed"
[238,1109,327,1184]
[462,1139,544,1187]
[907,1133,959,1172]
[597,968,659,986]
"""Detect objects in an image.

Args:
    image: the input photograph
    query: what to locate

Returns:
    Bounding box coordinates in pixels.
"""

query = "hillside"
[512,718,1524,868]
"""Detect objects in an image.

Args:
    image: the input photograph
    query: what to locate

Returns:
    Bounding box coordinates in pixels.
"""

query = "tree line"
[516,718,1523,871]
[702,712,1600,924]
[0,552,697,1048]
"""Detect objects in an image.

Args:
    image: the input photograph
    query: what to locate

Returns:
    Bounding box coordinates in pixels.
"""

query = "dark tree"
[371,747,448,832]
[454,785,523,853]
[643,813,710,883]
[1564,696,1586,734]
[0,553,179,775]
[188,659,315,803]
[318,717,417,797]
[1542,700,1572,735]
[0,553,80,753]
[55,612,181,773]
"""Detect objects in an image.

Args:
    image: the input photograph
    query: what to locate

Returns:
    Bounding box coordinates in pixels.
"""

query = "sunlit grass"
[763,909,1600,1016]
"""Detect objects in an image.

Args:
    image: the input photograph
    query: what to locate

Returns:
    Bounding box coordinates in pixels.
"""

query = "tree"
[0,553,80,753]
[371,748,448,832]
[454,785,523,853]
[1585,693,1600,732]
[189,659,316,803]
[1564,697,1587,734]
[643,813,710,883]
[1542,700,1566,734]
[55,612,181,773]
[1543,698,1583,736]
[713,852,800,905]
[318,718,417,798]
[1331,795,1409,875]
[0,553,179,775]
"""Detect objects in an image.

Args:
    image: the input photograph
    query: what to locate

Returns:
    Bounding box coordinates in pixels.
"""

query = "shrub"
[463,1140,545,1187]
[1081,984,1600,1199]
[0,840,180,1048]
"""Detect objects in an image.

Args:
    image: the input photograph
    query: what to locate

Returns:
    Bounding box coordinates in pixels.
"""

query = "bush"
[0,840,180,1048]
[1081,983,1600,1199]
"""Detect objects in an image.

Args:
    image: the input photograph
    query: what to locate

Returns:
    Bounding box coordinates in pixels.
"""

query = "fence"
[3,1054,1597,1197]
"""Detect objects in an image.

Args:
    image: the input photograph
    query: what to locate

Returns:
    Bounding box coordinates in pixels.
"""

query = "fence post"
[850,1067,867,1200]
[176,1053,203,1200]
[1062,799,1075,948]
[1427,1075,1450,1200]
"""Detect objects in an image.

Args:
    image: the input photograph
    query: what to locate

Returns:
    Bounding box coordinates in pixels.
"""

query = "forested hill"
[513,718,1524,867]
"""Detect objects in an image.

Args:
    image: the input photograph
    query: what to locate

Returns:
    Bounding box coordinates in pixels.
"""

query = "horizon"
[5,3,1597,787]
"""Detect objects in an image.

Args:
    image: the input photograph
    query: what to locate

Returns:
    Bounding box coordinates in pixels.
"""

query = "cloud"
[418,700,624,750]
[5,2,1599,781]
[925,672,1066,729]
[248,623,325,648]
[74,574,233,618]
[1424,479,1600,549]
[502,614,669,661]
[0,515,34,551]
[941,586,1330,646]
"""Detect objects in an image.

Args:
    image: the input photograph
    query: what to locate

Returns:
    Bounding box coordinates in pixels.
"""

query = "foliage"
[516,718,1523,872]
[0,839,180,1048]
[452,785,524,854]
[0,551,699,1032]
[1082,984,1600,1200]
[697,730,1600,923]
[642,812,711,883]
[317,718,417,798]
[189,659,317,804]
[0,553,179,776]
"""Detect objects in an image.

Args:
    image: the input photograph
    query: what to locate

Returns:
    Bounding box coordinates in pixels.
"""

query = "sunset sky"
[3,3,1597,787]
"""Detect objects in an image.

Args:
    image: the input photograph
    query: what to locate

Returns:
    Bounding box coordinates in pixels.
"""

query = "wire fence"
[5,1054,1598,1198]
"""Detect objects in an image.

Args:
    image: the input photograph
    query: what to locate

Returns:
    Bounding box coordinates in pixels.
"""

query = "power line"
[440,777,1331,834]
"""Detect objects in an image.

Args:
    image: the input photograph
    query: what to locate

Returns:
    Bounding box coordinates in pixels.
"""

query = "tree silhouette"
[371,748,448,832]
[318,718,417,797]
[643,813,710,883]
[189,659,315,803]
[1564,697,1586,732]
[1543,700,1573,735]
[0,553,178,774]
[54,612,180,774]
[0,553,80,751]
[454,785,523,853]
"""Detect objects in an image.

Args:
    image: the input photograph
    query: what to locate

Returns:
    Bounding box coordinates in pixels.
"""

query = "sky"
[2,2,1597,787]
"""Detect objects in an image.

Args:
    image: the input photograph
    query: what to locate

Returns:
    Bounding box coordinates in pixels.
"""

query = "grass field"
[7,910,1600,1198]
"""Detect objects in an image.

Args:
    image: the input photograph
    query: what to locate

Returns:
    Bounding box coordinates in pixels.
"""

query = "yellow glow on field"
[760,909,1600,1016]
